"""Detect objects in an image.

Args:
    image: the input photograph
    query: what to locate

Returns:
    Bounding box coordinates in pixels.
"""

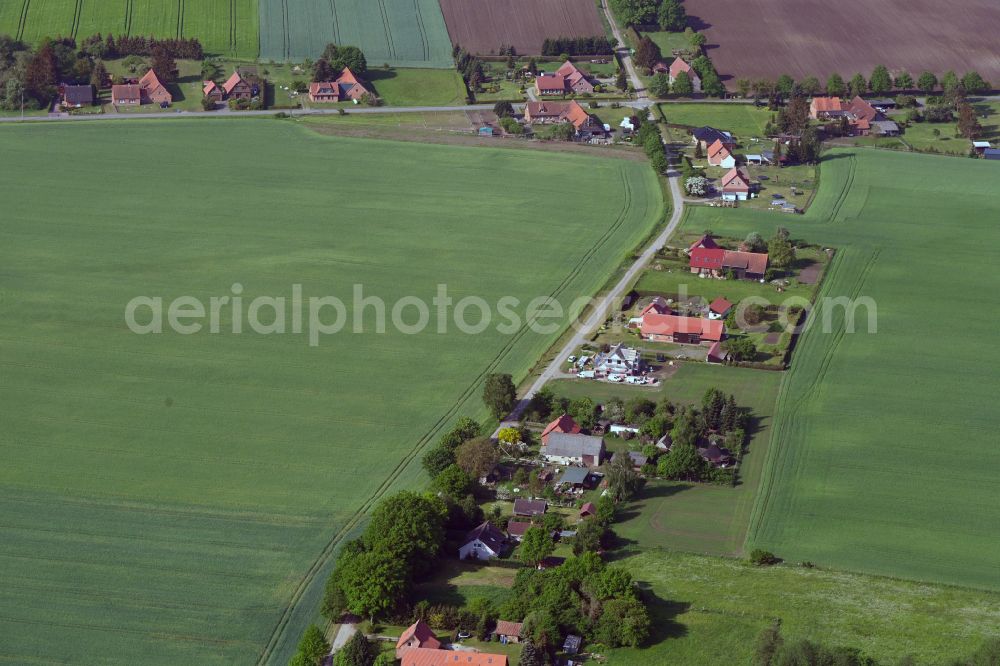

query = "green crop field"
[258,0,454,67]
[604,550,1000,664]
[0,120,663,665]
[0,0,258,57]
[674,149,1000,591]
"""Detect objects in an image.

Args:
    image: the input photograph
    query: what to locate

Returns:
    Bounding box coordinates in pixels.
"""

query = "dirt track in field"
[685,0,1000,87]
[439,0,605,55]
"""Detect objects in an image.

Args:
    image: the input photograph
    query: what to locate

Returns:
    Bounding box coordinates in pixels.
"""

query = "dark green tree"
[593,597,651,647]
[295,624,331,666]
[657,0,687,31]
[519,527,555,567]
[493,101,515,117]
[917,71,938,93]
[483,373,516,420]
[364,491,447,573]
[649,72,670,98]
[573,516,607,555]
[422,445,456,477]
[337,548,408,621]
[334,630,376,666]
[962,71,989,94]
[725,336,757,362]
[848,72,867,97]
[432,464,475,498]
[657,442,704,481]
[826,73,845,97]
[776,74,794,97]
[519,641,543,666]
[569,396,597,430]
[869,64,892,94]
[606,454,643,502]
[633,36,662,72]
[894,71,913,90]
[150,45,177,83]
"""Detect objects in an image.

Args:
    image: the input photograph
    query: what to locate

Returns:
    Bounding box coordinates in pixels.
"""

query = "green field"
[258,0,453,66]
[674,149,1000,590]
[0,0,258,57]
[548,363,783,556]
[0,120,664,664]
[659,102,772,138]
[604,550,1000,664]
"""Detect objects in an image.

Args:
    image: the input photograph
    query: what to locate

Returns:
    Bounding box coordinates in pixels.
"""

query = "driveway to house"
[600,0,650,105]
[330,622,357,654]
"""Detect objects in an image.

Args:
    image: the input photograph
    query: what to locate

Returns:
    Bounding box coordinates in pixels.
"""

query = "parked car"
[625,376,645,384]
[457,631,471,640]
[578,370,596,379]
[568,355,577,363]
[607,374,625,382]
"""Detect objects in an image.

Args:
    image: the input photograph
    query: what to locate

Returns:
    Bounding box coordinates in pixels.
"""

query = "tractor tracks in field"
[15,0,30,41]
[70,0,83,39]
[412,0,429,61]
[254,166,636,666]
[745,246,880,547]
[376,0,397,61]
[328,0,341,46]
[176,0,185,38]
[228,0,237,52]
[123,0,134,35]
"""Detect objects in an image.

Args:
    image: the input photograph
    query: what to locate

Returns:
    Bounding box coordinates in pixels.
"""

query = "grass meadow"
[0,120,664,664]
[659,102,773,138]
[676,149,1000,591]
[257,0,453,66]
[604,550,1000,664]
[0,0,258,57]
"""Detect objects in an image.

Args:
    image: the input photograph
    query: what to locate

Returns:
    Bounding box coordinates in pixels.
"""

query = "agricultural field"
[257,0,453,66]
[684,0,1000,85]
[680,149,1000,591]
[603,550,1000,664]
[0,0,258,57]
[548,363,783,556]
[0,120,664,665]
[438,0,606,56]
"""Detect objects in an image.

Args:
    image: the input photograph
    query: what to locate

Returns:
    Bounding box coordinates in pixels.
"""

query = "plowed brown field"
[439,0,606,55]
[686,0,1000,87]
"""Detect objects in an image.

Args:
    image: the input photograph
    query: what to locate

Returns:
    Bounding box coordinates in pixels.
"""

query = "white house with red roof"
[720,167,752,201]
[668,57,701,92]
[708,297,734,319]
[396,620,441,659]
[707,139,736,168]
[541,414,581,443]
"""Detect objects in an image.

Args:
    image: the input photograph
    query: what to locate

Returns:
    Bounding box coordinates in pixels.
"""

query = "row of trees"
[735,67,991,102]
[312,42,368,80]
[452,44,486,97]
[540,36,614,57]
[77,33,203,60]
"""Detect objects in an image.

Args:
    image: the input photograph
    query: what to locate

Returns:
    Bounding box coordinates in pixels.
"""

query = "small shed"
[494,620,524,644]
[557,466,591,488]
[563,634,583,655]
[579,502,597,518]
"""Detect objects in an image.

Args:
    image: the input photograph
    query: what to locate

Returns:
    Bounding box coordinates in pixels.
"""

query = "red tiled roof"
[203,81,219,96]
[111,84,141,101]
[709,298,733,315]
[222,71,247,95]
[555,61,590,89]
[641,313,724,341]
[722,250,768,275]
[847,95,878,122]
[639,297,671,317]
[542,414,580,442]
[690,247,726,269]
[811,96,843,113]
[707,340,727,362]
[689,234,719,252]
[721,167,751,192]
[397,621,441,652]
[401,648,508,666]
[506,520,530,537]
[669,57,692,78]
[494,620,523,637]
[580,502,597,516]
[536,74,566,91]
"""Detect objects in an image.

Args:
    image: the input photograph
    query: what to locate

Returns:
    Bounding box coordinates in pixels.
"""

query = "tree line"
[611,0,689,32]
[540,36,613,57]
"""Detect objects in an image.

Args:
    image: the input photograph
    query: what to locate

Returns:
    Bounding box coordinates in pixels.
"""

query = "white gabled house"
[458,521,507,561]
[594,343,643,376]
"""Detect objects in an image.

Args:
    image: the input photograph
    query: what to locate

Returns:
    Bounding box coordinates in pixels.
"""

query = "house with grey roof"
[594,343,642,376]
[540,432,605,467]
[459,521,507,560]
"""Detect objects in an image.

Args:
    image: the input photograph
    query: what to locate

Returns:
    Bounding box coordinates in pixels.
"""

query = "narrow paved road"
[600,0,649,104]
[329,622,357,654]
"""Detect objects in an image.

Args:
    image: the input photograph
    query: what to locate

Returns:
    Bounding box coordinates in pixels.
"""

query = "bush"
[748,549,779,566]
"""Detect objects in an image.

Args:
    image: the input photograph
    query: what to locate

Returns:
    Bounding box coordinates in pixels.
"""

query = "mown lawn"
[367,68,470,106]
[0,119,664,665]
[659,102,773,138]
[682,148,1000,592]
[604,550,1000,665]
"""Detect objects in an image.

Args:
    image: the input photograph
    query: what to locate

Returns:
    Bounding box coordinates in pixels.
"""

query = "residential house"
[506,520,530,541]
[720,166,753,201]
[708,297,733,319]
[700,443,735,467]
[869,98,896,110]
[689,234,720,252]
[308,67,371,102]
[523,100,607,140]
[692,126,733,151]
[640,312,724,344]
[809,96,844,119]
[222,70,253,100]
[110,84,141,105]
[512,498,548,518]
[720,249,769,279]
[541,414,581,444]
[139,69,172,106]
[707,139,736,168]
[555,60,595,94]
[668,57,701,92]
[400,647,508,666]
[535,74,567,95]
[579,502,597,518]
[846,95,879,135]
[493,621,524,644]
[62,84,93,107]
[458,521,507,561]
[396,620,441,659]
[872,119,900,136]
[540,432,605,467]
[972,141,992,156]
[594,343,642,376]
[203,80,223,103]
[706,340,729,364]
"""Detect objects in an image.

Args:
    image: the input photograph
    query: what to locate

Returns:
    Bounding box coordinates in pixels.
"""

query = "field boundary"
[256,159,658,666]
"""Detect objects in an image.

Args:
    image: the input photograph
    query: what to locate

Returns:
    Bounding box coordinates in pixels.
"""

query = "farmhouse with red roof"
[720,167,753,201]
[137,69,172,106]
[668,57,701,92]
[541,413,581,443]
[203,80,223,104]
[524,100,607,140]
[640,313,725,344]
[709,297,734,319]
[707,139,736,168]
[535,61,594,95]
[400,648,508,666]
[222,71,253,100]
[396,620,441,658]
[110,83,141,105]
[809,96,844,119]
[308,67,372,103]
[689,236,768,280]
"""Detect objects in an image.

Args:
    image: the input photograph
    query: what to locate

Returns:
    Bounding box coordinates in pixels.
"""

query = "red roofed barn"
[396,620,441,658]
